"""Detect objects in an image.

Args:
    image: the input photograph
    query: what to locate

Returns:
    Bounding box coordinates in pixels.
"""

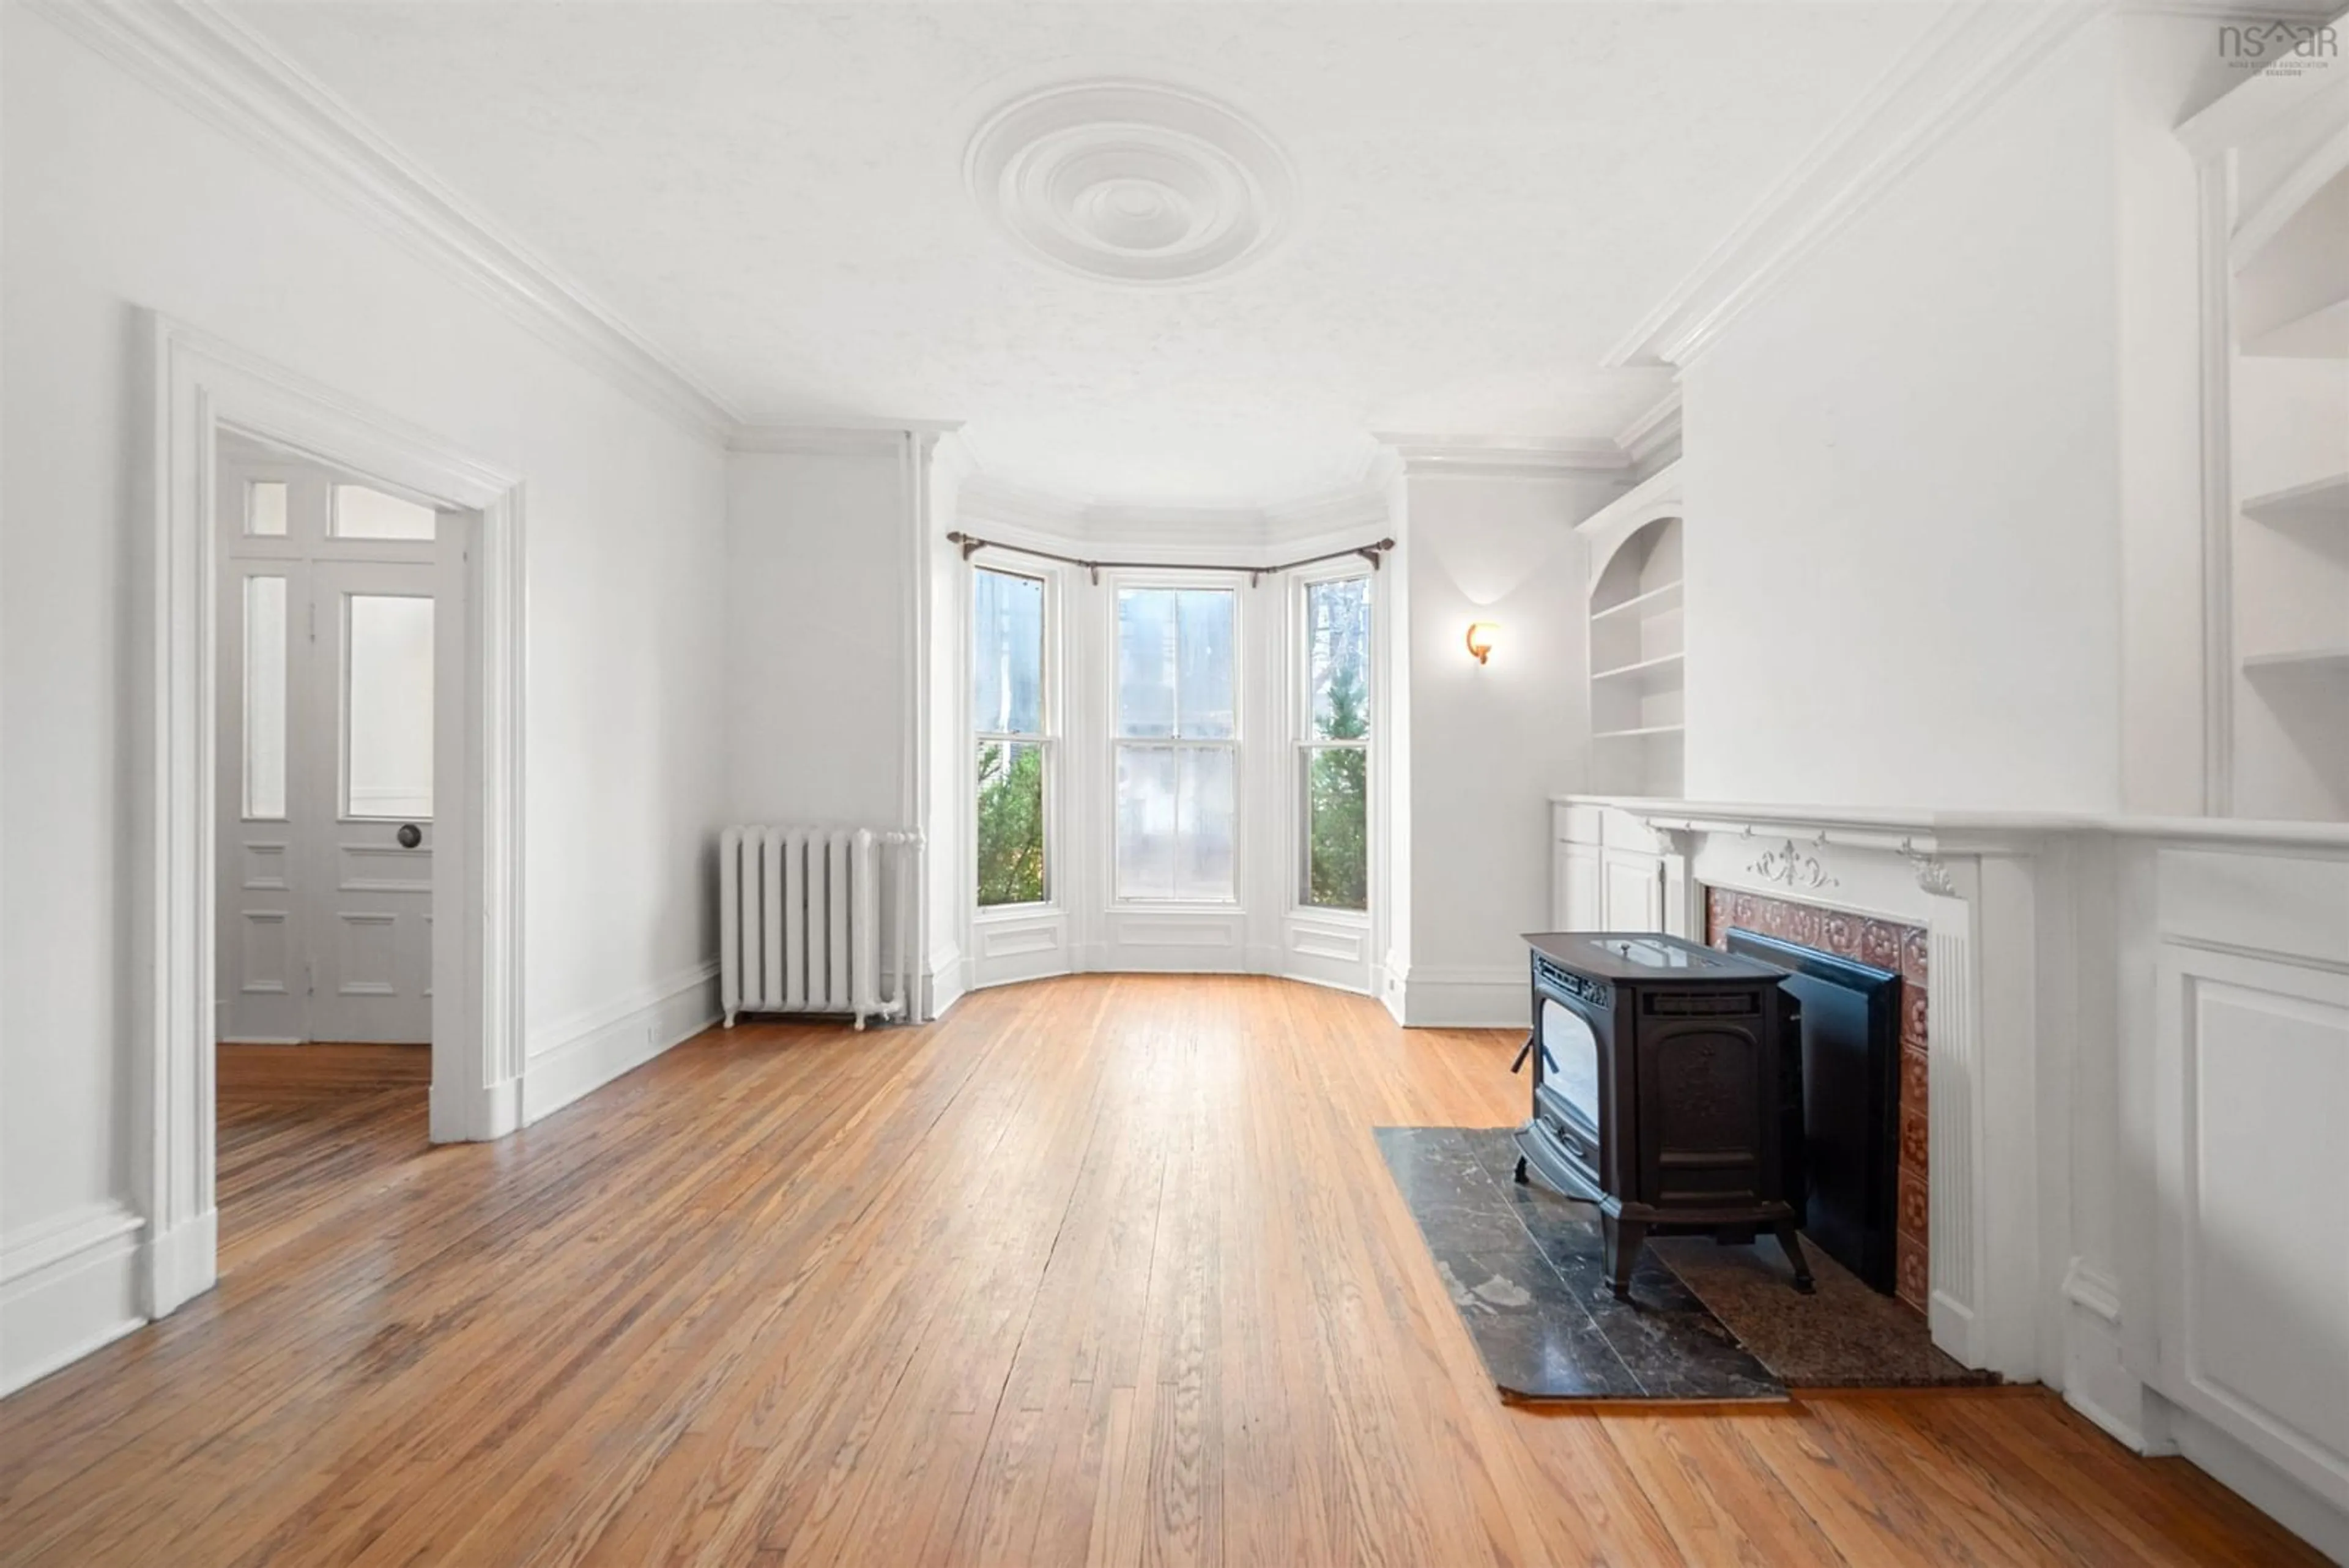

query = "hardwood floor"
[0,977,2317,1566]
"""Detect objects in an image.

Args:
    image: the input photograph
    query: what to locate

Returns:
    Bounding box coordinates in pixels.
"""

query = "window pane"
[333,483,437,540]
[973,569,1044,735]
[243,575,288,819]
[976,739,1047,905]
[246,481,289,538]
[1176,590,1236,740]
[1115,744,1234,902]
[1115,588,1176,738]
[1304,745,1368,910]
[1307,576,1371,740]
[1176,745,1235,900]
[345,594,434,818]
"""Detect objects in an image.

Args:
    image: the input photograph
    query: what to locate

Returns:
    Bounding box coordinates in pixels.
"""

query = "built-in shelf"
[2241,295,2349,360]
[1590,579,1683,623]
[1586,500,1685,795]
[2243,646,2349,674]
[2243,473,2349,528]
[1590,650,1686,688]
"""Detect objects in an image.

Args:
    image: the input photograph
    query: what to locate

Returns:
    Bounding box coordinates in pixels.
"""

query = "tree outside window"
[974,568,1048,907]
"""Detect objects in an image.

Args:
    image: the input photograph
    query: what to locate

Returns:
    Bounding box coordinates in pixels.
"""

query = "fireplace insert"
[1513,932,1811,1300]
[1724,926,1904,1295]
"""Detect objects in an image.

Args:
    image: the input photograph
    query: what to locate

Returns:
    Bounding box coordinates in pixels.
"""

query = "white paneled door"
[311,562,437,1042]
[216,436,451,1045]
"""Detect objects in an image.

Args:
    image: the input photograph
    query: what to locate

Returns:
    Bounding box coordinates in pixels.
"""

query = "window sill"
[974,903,1061,923]
[1290,906,1371,927]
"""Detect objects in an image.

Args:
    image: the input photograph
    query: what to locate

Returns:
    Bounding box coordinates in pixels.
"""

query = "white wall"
[1398,468,1618,1024]
[724,446,916,829]
[2,8,729,1386]
[1682,21,2126,814]
[2113,16,2247,817]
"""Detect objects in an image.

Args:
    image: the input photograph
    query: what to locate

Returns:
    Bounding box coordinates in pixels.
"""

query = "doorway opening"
[141,313,528,1325]
[210,431,458,1266]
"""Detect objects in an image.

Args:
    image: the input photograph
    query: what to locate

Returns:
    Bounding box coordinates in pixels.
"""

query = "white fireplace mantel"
[1554,794,2056,1380]
[1551,792,2349,1561]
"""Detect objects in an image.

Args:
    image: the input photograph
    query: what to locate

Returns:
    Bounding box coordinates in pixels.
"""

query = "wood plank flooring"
[0,976,2318,1566]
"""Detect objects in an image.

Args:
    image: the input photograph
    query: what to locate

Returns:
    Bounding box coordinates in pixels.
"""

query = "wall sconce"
[1465,622,1500,666]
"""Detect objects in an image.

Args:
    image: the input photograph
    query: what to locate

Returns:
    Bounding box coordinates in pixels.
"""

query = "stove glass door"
[1540,996,1601,1131]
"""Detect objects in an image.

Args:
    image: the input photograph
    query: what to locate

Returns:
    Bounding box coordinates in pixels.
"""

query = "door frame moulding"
[139,310,526,1321]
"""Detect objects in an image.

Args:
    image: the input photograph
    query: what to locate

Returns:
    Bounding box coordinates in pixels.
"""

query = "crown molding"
[1615,388,1685,468]
[957,474,1089,535]
[1605,0,2109,370]
[1375,433,1634,480]
[34,0,742,443]
[955,472,1391,556]
[729,421,963,457]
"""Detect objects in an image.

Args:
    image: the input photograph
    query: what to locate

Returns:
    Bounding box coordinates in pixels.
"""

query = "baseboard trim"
[429,1075,522,1144]
[1,1202,147,1397]
[521,962,721,1124]
[142,1207,219,1319]
[2058,1257,2154,1454]
[926,944,966,1020]
[1276,967,1374,1000]
[2172,1405,2349,1563]
[1397,966,1523,1028]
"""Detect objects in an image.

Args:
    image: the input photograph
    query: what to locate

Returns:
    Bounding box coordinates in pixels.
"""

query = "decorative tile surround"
[1705,888,1931,1314]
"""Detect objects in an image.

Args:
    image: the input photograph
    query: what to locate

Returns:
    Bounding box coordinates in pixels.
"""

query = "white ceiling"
[228,1,1953,507]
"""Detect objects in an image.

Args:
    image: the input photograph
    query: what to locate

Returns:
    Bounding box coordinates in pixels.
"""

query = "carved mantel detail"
[1899,836,1958,897]
[1745,833,1839,891]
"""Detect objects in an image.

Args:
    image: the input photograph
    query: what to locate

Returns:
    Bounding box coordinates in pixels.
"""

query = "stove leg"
[1602,1214,1648,1301]
[1513,1155,1529,1186]
[1773,1222,1816,1294]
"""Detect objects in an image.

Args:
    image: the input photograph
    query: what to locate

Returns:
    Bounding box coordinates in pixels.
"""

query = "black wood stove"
[1513,932,1812,1301]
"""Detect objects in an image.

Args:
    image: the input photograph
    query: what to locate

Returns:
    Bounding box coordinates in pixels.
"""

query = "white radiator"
[719,826,922,1031]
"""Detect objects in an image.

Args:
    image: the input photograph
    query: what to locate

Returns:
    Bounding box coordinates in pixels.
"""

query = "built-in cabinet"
[2136,843,2349,1548]
[1576,463,1685,797]
[2184,62,2349,820]
[1550,800,1685,937]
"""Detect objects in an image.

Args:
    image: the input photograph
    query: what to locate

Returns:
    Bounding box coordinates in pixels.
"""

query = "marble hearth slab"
[1379,1126,1996,1400]
[1375,1126,1780,1402]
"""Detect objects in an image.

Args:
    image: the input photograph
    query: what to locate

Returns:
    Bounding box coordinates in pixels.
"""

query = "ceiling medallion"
[963,80,1296,286]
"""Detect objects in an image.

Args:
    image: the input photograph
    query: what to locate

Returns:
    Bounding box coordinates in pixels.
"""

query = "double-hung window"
[1299,574,1371,912]
[1113,585,1238,902]
[974,567,1049,907]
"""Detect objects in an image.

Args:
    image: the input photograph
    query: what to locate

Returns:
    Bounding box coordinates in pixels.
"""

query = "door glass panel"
[345,594,434,819]
[243,575,288,819]
[333,483,438,540]
[246,481,289,538]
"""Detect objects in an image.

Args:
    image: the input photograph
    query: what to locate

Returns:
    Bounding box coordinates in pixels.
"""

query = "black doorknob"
[396,823,422,849]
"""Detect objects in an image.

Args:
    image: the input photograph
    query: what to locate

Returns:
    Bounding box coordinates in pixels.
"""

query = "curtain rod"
[946,531,1395,587]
